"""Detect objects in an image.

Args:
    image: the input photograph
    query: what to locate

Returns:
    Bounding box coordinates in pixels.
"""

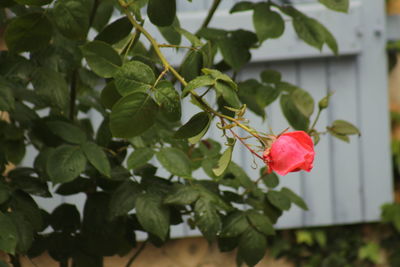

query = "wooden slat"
[297,59,334,226]
[327,57,363,223]
[357,0,393,221]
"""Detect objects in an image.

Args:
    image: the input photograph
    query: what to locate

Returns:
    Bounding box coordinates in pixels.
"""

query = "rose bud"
[263,131,315,176]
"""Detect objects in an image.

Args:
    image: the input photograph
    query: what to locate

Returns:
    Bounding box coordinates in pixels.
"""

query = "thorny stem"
[125,240,147,267]
[158,44,199,50]
[119,0,266,150]
[200,0,222,29]
[309,109,322,133]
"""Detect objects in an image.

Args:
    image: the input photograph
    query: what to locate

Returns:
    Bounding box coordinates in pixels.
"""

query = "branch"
[200,0,222,29]
[125,241,147,267]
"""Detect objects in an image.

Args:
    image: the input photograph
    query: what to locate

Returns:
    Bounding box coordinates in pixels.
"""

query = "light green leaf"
[329,120,360,136]
[127,148,154,170]
[214,81,241,108]
[213,146,234,177]
[53,0,93,39]
[46,121,87,144]
[358,242,381,264]
[175,27,203,47]
[202,68,237,89]
[174,112,210,139]
[114,61,155,96]
[293,16,325,50]
[291,88,314,117]
[82,142,111,177]
[164,184,200,205]
[109,181,141,218]
[0,212,18,254]
[319,0,349,13]
[182,75,215,97]
[5,13,52,53]
[154,80,181,122]
[80,41,122,78]
[281,187,308,210]
[253,3,285,41]
[238,228,267,267]
[246,210,275,236]
[110,92,159,138]
[147,0,176,27]
[260,69,282,84]
[266,190,291,211]
[47,145,87,184]
[220,211,249,238]
[136,192,170,241]
[156,147,192,177]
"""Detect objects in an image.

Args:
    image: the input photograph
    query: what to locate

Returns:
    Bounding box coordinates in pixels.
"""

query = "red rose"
[263,131,315,176]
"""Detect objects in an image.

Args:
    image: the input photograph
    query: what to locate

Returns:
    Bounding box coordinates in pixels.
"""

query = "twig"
[200,0,222,29]
[125,240,147,267]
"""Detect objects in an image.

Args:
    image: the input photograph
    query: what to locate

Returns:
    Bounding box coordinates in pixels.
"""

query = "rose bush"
[0,0,361,266]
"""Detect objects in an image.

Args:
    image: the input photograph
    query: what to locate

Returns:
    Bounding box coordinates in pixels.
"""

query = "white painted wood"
[357,0,393,221]
[297,59,334,226]
[327,57,363,223]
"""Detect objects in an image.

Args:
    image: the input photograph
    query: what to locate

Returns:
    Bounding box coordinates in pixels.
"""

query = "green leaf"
[214,81,241,108]
[50,204,80,233]
[31,67,69,110]
[382,203,400,232]
[95,17,133,45]
[180,50,203,82]
[127,148,154,170]
[53,0,93,39]
[246,210,275,236]
[213,146,234,177]
[82,141,111,177]
[110,92,159,138]
[156,147,192,177]
[0,183,10,205]
[358,242,381,264]
[47,145,87,184]
[8,170,51,197]
[262,172,279,189]
[80,41,122,78]
[293,16,325,50]
[321,25,338,55]
[0,78,15,111]
[253,3,285,42]
[46,121,87,144]
[182,75,215,97]
[194,197,221,241]
[260,69,282,84]
[154,80,181,122]
[114,61,155,96]
[281,187,308,210]
[56,177,91,196]
[14,0,52,5]
[238,228,267,267]
[9,191,43,232]
[217,36,250,71]
[136,192,170,241]
[147,0,176,26]
[100,81,122,109]
[188,117,211,144]
[266,190,291,211]
[0,212,18,254]
[5,13,52,53]
[158,17,181,45]
[329,120,360,136]
[10,212,34,254]
[230,1,255,13]
[291,88,314,117]
[109,181,141,218]
[164,184,200,205]
[319,0,349,13]
[280,94,309,130]
[174,112,210,139]
[220,211,249,238]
